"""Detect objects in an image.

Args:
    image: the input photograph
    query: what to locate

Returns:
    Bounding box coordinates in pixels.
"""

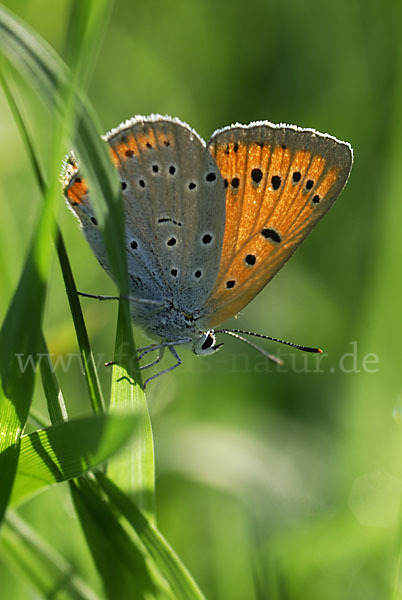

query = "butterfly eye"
[201,333,214,349]
[90,217,98,226]
[192,331,222,356]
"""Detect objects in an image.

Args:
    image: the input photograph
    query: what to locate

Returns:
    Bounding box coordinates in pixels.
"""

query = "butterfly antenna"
[215,328,323,354]
[218,330,284,366]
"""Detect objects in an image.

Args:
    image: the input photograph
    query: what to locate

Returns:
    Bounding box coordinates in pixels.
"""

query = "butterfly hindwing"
[200,122,353,329]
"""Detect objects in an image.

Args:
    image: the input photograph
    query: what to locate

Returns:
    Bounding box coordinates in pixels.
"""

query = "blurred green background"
[1,0,402,598]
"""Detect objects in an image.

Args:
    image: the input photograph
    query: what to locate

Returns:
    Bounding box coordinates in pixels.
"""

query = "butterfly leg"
[104,344,164,369]
[137,343,162,361]
[140,347,165,370]
[77,291,165,307]
[137,338,190,361]
[143,346,182,388]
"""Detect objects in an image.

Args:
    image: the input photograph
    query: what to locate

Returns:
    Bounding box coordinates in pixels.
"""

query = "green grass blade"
[10,412,140,506]
[64,0,113,90]
[27,409,49,430]
[38,335,69,424]
[0,3,128,294]
[0,257,47,522]
[0,17,106,415]
[55,233,106,415]
[97,473,206,600]
[70,477,156,599]
[108,301,155,518]
[60,0,127,313]
[2,12,104,412]
[2,512,99,600]
[0,64,46,191]
[0,124,64,523]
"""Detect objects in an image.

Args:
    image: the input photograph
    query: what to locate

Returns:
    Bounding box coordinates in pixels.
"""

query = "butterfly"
[63,115,353,385]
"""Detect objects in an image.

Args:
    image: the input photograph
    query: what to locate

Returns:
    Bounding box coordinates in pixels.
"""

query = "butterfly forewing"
[65,116,226,312]
[200,123,353,329]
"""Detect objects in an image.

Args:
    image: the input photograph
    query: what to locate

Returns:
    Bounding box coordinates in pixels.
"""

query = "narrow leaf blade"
[11,412,140,506]
[70,477,156,599]
[97,473,206,600]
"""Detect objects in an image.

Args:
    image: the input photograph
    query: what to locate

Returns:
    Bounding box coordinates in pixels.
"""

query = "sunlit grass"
[1,0,402,598]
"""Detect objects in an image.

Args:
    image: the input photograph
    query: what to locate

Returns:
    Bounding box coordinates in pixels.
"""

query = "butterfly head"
[192,331,223,356]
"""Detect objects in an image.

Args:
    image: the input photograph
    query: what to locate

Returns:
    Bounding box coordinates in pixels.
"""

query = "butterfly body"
[64,115,353,379]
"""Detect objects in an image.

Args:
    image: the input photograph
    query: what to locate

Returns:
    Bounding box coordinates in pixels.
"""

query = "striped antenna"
[215,328,322,354]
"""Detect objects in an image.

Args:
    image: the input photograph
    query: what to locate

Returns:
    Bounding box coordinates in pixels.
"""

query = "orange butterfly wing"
[200,122,353,329]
